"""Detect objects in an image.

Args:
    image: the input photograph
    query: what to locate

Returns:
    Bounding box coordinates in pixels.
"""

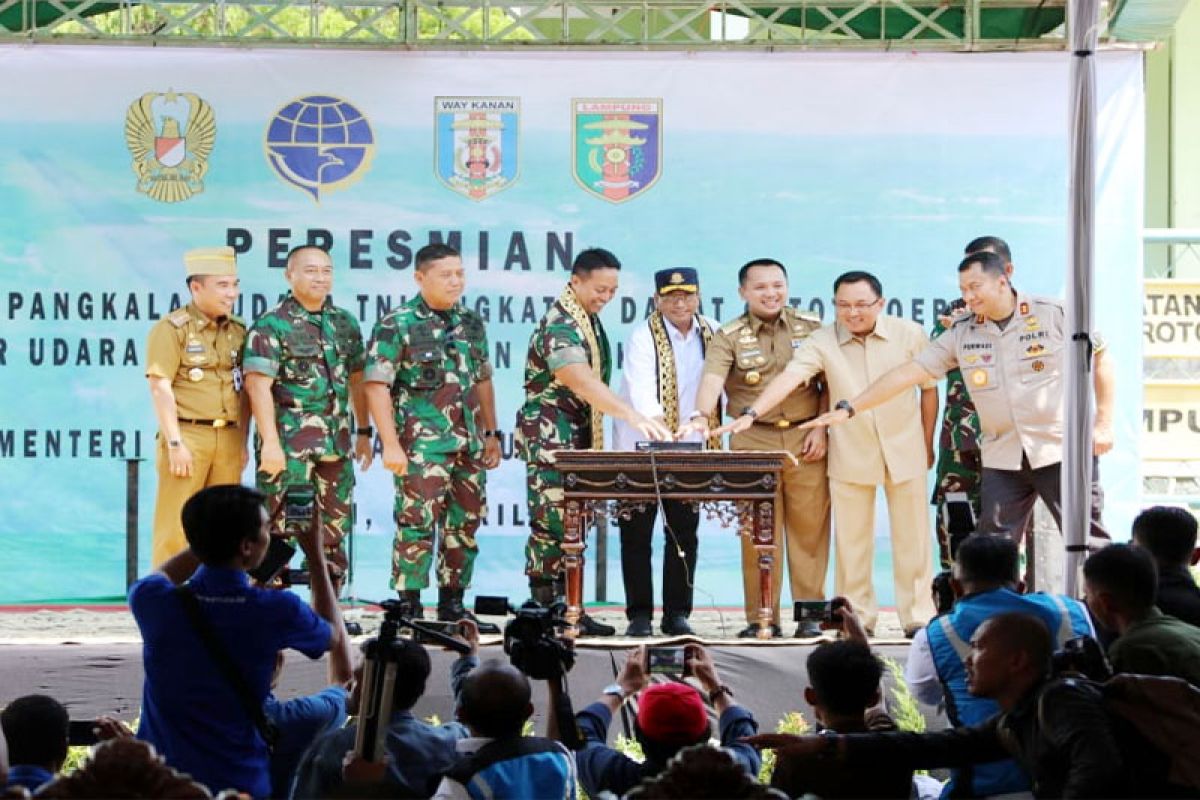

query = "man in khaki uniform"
[723,271,937,634]
[145,247,248,567]
[678,258,830,638]
[804,251,1110,548]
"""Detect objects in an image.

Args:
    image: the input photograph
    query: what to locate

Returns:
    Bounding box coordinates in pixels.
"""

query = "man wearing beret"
[145,246,248,567]
[613,268,720,637]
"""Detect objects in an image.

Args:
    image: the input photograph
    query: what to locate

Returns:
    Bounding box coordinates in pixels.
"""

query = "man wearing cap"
[145,246,248,567]
[515,247,671,637]
[612,268,719,638]
[243,244,370,584]
[802,251,1111,548]
[677,259,830,639]
[571,644,760,799]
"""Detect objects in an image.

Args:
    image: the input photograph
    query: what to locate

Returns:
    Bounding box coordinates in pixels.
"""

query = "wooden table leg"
[754,498,776,640]
[562,499,585,639]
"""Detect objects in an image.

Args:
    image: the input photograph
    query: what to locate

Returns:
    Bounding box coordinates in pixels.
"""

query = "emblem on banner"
[124,91,216,203]
[434,97,519,201]
[264,95,375,202]
[572,98,662,203]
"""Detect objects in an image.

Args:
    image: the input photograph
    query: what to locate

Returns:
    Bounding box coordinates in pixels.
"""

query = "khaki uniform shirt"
[145,304,245,422]
[704,307,821,450]
[786,316,933,486]
[914,292,1066,471]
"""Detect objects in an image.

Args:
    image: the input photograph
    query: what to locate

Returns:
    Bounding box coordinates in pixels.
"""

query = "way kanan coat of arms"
[434,97,519,201]
[124,91,216,203]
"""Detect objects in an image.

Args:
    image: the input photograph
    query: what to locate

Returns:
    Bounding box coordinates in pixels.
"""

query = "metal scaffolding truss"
[0,0,1095,49]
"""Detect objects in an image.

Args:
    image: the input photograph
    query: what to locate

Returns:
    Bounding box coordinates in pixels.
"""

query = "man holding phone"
[572,644,760,798]
[243,244,371,585]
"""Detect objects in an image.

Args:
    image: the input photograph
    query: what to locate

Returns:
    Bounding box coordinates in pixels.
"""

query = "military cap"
[654,268,699,295]
[184,246,238,278]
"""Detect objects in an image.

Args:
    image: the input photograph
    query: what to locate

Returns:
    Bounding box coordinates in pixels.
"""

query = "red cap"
[637,682,709,743]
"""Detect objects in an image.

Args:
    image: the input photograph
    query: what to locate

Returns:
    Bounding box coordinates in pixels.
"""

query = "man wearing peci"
[145,246,248,567]
[612,268,721,637]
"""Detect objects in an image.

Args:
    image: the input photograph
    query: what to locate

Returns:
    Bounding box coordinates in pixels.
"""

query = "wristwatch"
[602,683,628,702]
[740,406,759,420]
[483,430,503,439]
[687,410,706,421]
[708,685,734,704]
[834,400,856,418]
[355,426,374,437]
[167,439,181,449]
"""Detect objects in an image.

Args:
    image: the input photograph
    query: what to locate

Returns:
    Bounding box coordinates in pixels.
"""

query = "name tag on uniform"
[185,340,205,354]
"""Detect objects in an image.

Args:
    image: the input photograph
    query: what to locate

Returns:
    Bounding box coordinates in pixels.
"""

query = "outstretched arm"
[800,361,934,431]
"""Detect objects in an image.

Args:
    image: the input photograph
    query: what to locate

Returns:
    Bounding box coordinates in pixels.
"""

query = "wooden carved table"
[554,449,792,640]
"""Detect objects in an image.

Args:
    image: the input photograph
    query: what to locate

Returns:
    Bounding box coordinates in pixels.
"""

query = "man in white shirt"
[613,268,721,636]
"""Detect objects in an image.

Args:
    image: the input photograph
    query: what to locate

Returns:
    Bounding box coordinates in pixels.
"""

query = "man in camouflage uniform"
[243,244,370,583]
[146,246,248,567]
[515,247,670,637]
[364,243,502,624]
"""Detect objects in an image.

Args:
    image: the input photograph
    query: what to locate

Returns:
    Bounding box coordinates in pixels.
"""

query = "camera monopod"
[354,598,471,762]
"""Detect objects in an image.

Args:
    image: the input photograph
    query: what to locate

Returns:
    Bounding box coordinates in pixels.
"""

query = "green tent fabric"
[1,1,120,32]
[732,6,1065,41]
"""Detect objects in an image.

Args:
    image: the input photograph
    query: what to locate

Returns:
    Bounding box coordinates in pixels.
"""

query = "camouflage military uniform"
[243,293,364,572]
[365,295,492,590]
[930,317,982,567]
[514,289,611,581]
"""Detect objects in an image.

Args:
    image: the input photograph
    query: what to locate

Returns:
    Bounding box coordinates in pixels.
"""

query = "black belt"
[178,418,238,428]
[752,415,816,430]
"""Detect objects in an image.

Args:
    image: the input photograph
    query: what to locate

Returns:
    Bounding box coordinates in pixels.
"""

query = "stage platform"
[0,606,945,737]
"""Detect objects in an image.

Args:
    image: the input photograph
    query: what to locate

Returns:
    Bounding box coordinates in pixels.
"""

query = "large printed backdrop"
[0,46,1144,604]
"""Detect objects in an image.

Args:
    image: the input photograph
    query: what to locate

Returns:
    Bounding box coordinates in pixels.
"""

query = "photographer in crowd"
[904,534,1093,797]
[129,484,342,798]
[0,695,68,795]
[291,624,478,799]
[1131,505,1200,628]
[749,612,1168,798]
[771,599,914,799]
[432,658,576,799]
[572,644,760,798]
[1083,543,1200,687]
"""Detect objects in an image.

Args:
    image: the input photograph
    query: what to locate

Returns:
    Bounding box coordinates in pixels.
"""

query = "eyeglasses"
[834,299,882,312]
[659,293,699,305]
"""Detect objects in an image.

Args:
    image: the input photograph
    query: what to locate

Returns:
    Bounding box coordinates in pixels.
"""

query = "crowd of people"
[3,489,1200,798]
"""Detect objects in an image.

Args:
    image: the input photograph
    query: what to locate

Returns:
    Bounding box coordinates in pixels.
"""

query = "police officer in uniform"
[678,259,831,638]
[243,244,370,584]
[804,250,1110,547]
[364,244,501,625]
[145,246,247,567]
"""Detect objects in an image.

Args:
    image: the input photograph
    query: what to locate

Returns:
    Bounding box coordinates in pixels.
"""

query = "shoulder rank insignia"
[167,308,192,328]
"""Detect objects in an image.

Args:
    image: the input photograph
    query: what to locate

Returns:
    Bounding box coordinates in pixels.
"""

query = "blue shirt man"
[130,485,341,798]
[905,535,1093,797]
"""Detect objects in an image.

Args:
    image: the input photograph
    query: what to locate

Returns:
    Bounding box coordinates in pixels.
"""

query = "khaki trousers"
[829,475,935,631]
[151,424,244,567]
[733,427,832,625]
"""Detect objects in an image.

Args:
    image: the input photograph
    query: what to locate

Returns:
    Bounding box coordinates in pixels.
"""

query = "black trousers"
[618,499,698,621]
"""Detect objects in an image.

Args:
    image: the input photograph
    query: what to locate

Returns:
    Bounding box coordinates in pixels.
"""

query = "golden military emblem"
[188,367,204,382]
[669,272,684,285]
[970,368,988,387]
[745,370,762,385]
[1032,360,1045,373]
[125,90,217,203]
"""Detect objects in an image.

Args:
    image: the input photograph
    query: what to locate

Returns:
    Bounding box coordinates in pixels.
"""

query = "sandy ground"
[0,605,911,644]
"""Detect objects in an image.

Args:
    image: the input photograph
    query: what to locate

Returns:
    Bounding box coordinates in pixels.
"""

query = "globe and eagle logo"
[264,95,376,202]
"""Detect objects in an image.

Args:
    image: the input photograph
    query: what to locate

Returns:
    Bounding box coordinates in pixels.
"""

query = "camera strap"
[175,585,280,753]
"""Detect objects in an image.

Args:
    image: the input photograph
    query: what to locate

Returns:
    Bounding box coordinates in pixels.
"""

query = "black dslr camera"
[474,596,575,681]
[1051,635,1112,682]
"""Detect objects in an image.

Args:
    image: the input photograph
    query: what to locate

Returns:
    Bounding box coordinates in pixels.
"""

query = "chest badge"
[188,367,205,382]
[745,370,762,386]
[970,369,989,388]
[1032,360,1046,373]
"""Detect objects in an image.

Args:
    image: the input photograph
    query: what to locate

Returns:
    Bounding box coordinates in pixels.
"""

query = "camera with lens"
[474,596,575,681]
[1051,635,1112,682]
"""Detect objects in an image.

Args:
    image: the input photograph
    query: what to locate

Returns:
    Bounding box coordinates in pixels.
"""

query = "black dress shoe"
[793,620,822,639]
[736,623,782,638]
[661,615,695,636]
[625,617,653,637]
[578,613,616,637]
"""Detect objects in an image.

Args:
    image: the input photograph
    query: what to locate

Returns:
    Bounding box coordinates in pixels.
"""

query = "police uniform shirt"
[704,308,821,431]
[145,303,244,422]
[914,292,1069,471]
[786,316,934,486]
